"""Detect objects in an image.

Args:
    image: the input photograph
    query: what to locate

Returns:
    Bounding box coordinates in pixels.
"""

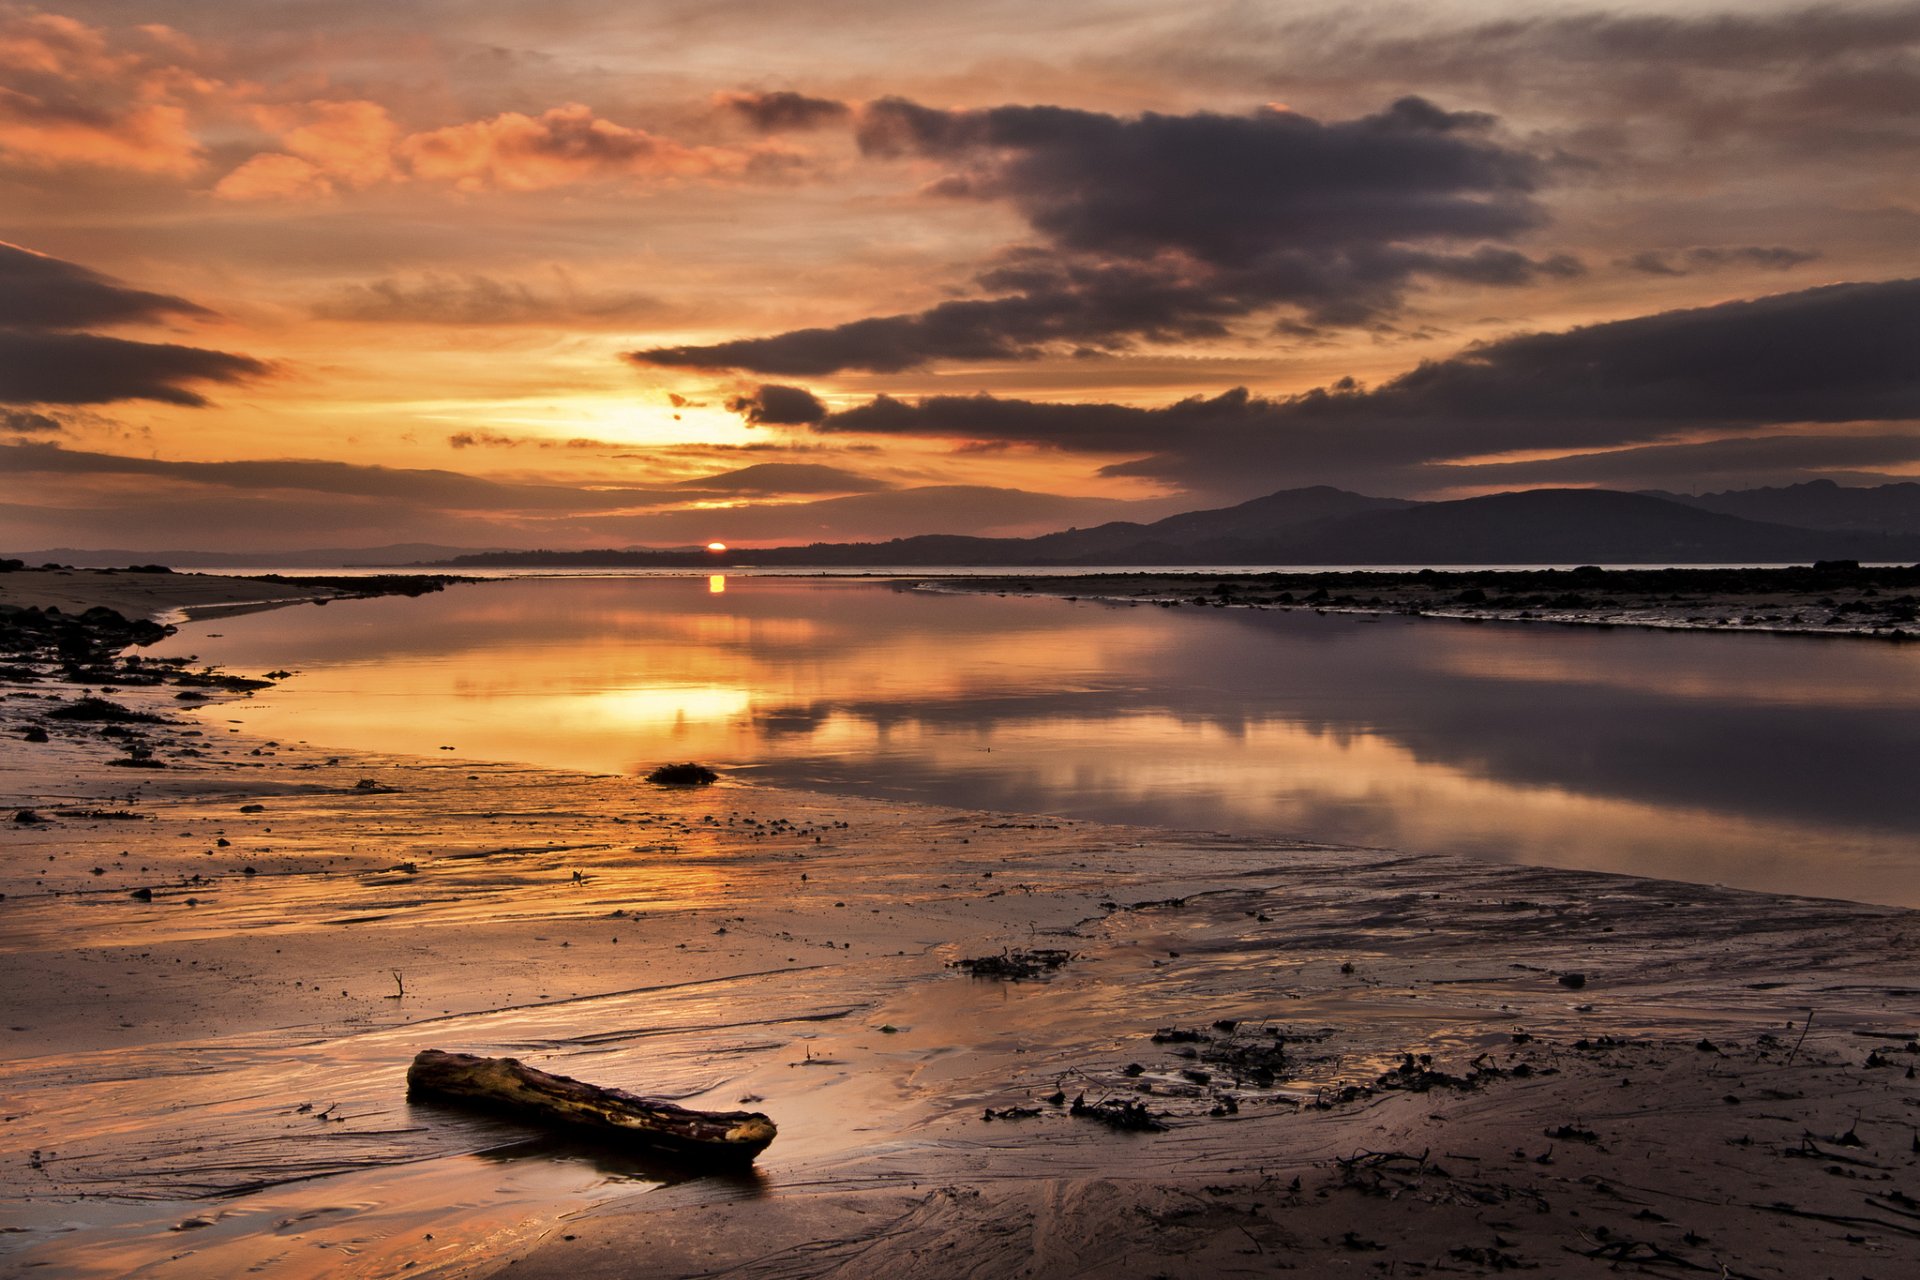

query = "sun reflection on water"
[152,575,1920,906]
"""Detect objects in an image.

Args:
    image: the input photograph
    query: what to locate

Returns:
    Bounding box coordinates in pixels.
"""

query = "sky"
[2,0,1917,552]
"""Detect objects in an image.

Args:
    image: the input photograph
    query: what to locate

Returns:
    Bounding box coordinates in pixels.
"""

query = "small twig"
[1784,1009,1815,1066]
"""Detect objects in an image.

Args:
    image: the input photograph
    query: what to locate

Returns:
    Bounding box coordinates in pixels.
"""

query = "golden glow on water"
[155,576,1920,906]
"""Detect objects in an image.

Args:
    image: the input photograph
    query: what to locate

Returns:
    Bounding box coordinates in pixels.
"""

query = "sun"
[706,541,728,552]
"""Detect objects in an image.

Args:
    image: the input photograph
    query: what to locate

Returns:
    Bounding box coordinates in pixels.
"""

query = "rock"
[645,762,719,786]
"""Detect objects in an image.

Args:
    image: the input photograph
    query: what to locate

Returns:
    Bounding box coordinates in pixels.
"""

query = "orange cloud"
[398,103,776,192]
[0,11,204,175]
[216,100,799,200]
[277,99,399,188]
[215,98,398,199]
[2,12,788,201]
[212,151,332,201]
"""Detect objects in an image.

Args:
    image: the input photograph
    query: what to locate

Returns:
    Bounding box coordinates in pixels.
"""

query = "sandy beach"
[3,571,1918,1279]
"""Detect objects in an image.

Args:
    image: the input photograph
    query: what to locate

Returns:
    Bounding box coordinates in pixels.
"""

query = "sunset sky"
[2,0,1917,551]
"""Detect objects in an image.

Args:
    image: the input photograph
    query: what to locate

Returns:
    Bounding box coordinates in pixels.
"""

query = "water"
[155,574,1920,907]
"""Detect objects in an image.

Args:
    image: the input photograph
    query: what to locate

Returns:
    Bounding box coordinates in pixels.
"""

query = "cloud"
[315,272,661,325]
[0,441,1154,550]
[1422,432,1920,492]
[211,90,812,201]
[1132,5,1920,170]
[1,440,890,512]
[807,276,1920,497]
[631,95,1559,375]
[0,407,63,434]
[853,94,1535,261]
[0,331,267,406]
[1618,246,1820,277]
[717,90,851,132]
[0,241,265,406]
[447,430,527,449]
[446,430,620,450]
[726,382,828,424]
[0,8,814,202]
[0,441,620,509]
[588,484,1181,545]
[0,10,205,176]
[1,239,210,329]
[677,461,889,494]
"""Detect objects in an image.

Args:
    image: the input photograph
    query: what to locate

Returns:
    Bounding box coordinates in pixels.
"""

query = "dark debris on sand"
[645,762,719,786]
[1069,1093,1167,1132]
[950,948,1073,980]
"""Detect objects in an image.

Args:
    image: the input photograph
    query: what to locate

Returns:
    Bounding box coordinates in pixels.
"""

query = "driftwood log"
[406,1049,776,1164]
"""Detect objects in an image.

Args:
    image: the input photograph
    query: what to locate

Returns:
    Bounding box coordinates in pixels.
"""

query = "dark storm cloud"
[632,96,1558,375]
[813,277,1920,496]
[1323,277,1920,435]
[1618,247,1820,277]
[717,90,852,132]
[0,331,270,406]
[0,243,268,406]
[853,95,1536,261]
[0,241,212,331]
[726,383,828,424]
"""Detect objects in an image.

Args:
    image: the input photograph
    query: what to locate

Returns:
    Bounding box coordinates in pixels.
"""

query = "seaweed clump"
[950,948,1072,980]
[645,762,719,786]
[1069,1093,1166,1132]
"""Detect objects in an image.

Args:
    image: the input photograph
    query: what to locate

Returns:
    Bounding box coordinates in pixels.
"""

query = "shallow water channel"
[157,574,1920,907]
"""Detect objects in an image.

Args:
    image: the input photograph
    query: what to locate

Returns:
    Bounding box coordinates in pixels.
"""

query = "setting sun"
[706,541,728,552]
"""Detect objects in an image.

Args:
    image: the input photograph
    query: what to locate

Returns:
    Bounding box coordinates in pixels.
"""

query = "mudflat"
[2,571,1916,1279]
[930,563,1920,639]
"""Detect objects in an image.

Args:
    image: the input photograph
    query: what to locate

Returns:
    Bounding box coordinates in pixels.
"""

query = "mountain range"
[435,483,1920,569]
[12,483,1920,570]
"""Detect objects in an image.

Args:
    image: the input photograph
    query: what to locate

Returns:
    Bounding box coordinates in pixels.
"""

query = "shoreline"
[3,571,1917,1278]
[915,564,1920,641]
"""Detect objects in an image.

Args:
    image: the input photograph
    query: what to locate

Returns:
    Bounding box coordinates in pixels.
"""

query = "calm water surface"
[156,576,1920,907]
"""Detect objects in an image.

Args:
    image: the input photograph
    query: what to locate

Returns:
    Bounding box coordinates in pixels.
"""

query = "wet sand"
[0,566,339,620]
[2,572,1917,1278]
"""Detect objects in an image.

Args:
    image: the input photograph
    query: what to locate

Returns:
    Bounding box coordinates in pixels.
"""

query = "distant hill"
[438,486,1920,568]
[1649,480,1920,536]
[957,485,1419,563]
[4,544,504,569]
[1271,488,1920,564]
